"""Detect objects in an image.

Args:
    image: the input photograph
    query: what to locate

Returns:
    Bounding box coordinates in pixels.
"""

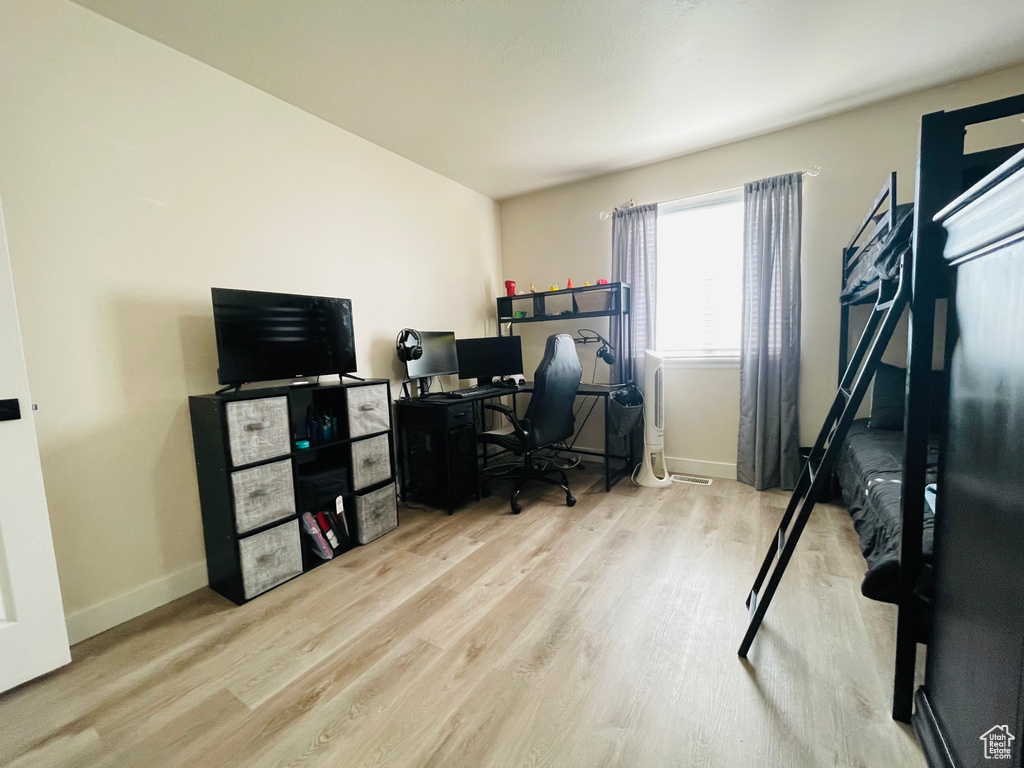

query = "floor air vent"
[671,474,713,486]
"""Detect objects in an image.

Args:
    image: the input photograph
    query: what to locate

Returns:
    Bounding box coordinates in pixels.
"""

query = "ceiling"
[73,0,1024,200]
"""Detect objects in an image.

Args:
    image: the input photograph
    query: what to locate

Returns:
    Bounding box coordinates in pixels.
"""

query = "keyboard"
[442,385,509,399]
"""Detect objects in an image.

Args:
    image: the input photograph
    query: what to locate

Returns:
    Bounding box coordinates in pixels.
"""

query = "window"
[656,189,743,360]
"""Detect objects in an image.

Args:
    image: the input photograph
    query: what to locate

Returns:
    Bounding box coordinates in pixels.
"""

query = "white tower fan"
[637,350,672,488]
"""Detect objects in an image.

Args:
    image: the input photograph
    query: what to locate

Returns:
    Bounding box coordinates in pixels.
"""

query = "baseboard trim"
[913,687,957,768]
[666,456,737,480]
[566,448,735,481]
[65,562,208,645]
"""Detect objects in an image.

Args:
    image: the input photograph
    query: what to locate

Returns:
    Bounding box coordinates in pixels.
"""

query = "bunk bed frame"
[739,92,1024,724]
[890,93,1024,723]
[837,172,899,377]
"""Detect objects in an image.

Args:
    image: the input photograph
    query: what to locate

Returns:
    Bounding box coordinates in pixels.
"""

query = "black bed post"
[893,110,963,723]
[838,264,849,386]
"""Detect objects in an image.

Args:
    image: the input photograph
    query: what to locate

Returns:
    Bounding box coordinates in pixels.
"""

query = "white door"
[0,196,70,692]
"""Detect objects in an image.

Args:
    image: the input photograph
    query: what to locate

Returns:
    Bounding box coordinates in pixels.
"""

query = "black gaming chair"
[479,333,583,513]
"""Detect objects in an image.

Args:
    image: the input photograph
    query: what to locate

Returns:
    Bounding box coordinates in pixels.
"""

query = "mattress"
[834,419,939,603]
[840,203,915,303]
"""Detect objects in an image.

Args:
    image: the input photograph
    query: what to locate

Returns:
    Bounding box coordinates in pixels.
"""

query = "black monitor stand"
[417,377,451,399]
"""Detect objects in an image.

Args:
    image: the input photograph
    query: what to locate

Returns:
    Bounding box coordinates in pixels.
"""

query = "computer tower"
[396,400,478,513]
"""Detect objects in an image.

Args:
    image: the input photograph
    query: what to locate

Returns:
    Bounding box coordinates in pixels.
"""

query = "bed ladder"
[738,267,910,658]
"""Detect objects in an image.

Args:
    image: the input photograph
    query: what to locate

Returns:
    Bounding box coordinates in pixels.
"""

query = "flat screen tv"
[211,288,357,385]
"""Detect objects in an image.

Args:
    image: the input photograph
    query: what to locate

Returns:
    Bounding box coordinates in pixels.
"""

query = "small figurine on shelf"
[584,281,592,286]
[530,283,538,293]
[548,285,559,291]
[567,278,574,289]
[597,278,609,285]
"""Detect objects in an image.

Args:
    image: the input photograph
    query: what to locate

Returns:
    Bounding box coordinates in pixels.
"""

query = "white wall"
[499,65,1024,478]
[0,0,502,642]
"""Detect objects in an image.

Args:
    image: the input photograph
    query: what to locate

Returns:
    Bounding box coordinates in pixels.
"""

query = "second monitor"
[406,331,459,380]
[456,336,523,382]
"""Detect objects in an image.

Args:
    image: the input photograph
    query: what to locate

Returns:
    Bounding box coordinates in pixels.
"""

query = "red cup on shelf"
[504,280,516,296]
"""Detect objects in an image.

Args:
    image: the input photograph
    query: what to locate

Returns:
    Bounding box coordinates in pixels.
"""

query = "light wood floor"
[0,467,924,768]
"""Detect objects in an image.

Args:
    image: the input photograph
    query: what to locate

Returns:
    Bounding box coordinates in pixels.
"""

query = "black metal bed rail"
[946,93,1024,125]
[844,215,892,281]
[838,172,897,383]
[842,171,898,285]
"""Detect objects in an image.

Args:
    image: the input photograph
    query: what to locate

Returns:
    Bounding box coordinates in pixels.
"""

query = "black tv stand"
[189,379,398,604]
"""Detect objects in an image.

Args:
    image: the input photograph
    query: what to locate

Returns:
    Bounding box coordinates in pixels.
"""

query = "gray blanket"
[834,419,938,603]
[840,203,915,302]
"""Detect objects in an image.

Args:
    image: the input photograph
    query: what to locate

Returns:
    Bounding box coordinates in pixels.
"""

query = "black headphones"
[396,328,423,362]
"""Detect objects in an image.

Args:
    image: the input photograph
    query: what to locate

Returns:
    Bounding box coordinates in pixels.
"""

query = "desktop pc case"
[397,400,478,513]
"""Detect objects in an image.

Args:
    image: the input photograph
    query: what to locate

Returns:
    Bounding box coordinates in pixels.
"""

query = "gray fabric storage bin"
[348,482,398,545]
[351,433,392,491]
[238,519,303,599]
[347,383,390,438]
[226,396,291,467]
[230,459,296,534]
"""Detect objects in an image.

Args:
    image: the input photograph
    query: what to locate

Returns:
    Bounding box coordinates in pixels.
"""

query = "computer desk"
[395,381,639,513]
[505,381,639,492]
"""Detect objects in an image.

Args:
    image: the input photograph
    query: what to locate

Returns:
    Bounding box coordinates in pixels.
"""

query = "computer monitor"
[456,336,524,382]
[406,331,459,380]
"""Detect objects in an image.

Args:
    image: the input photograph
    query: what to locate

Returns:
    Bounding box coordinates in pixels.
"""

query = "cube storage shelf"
[189,379,397,605]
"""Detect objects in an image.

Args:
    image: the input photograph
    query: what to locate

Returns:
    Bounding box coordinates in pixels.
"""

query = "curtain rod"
[598,165,821,220]
[599,199,635,221]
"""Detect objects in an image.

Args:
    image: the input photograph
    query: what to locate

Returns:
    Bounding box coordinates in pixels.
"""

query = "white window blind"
[656,189,744,358]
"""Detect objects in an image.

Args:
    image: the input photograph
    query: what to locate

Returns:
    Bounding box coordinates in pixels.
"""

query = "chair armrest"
[483,402,513,413]
[483,403,528,438]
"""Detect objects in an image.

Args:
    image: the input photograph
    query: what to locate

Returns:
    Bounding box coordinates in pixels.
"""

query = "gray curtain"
[610,203,657,384]
[737,173,802,491]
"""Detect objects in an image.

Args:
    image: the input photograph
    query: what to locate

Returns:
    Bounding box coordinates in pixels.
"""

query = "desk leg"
[604,394,611,492]
[478,399,488,475]
[444,427,455,515]
[626,420,641,486]
[474,401,482,502]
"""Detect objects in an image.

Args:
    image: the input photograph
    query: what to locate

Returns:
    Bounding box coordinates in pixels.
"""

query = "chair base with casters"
[479,439,576,514]
[476,333,583,514]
